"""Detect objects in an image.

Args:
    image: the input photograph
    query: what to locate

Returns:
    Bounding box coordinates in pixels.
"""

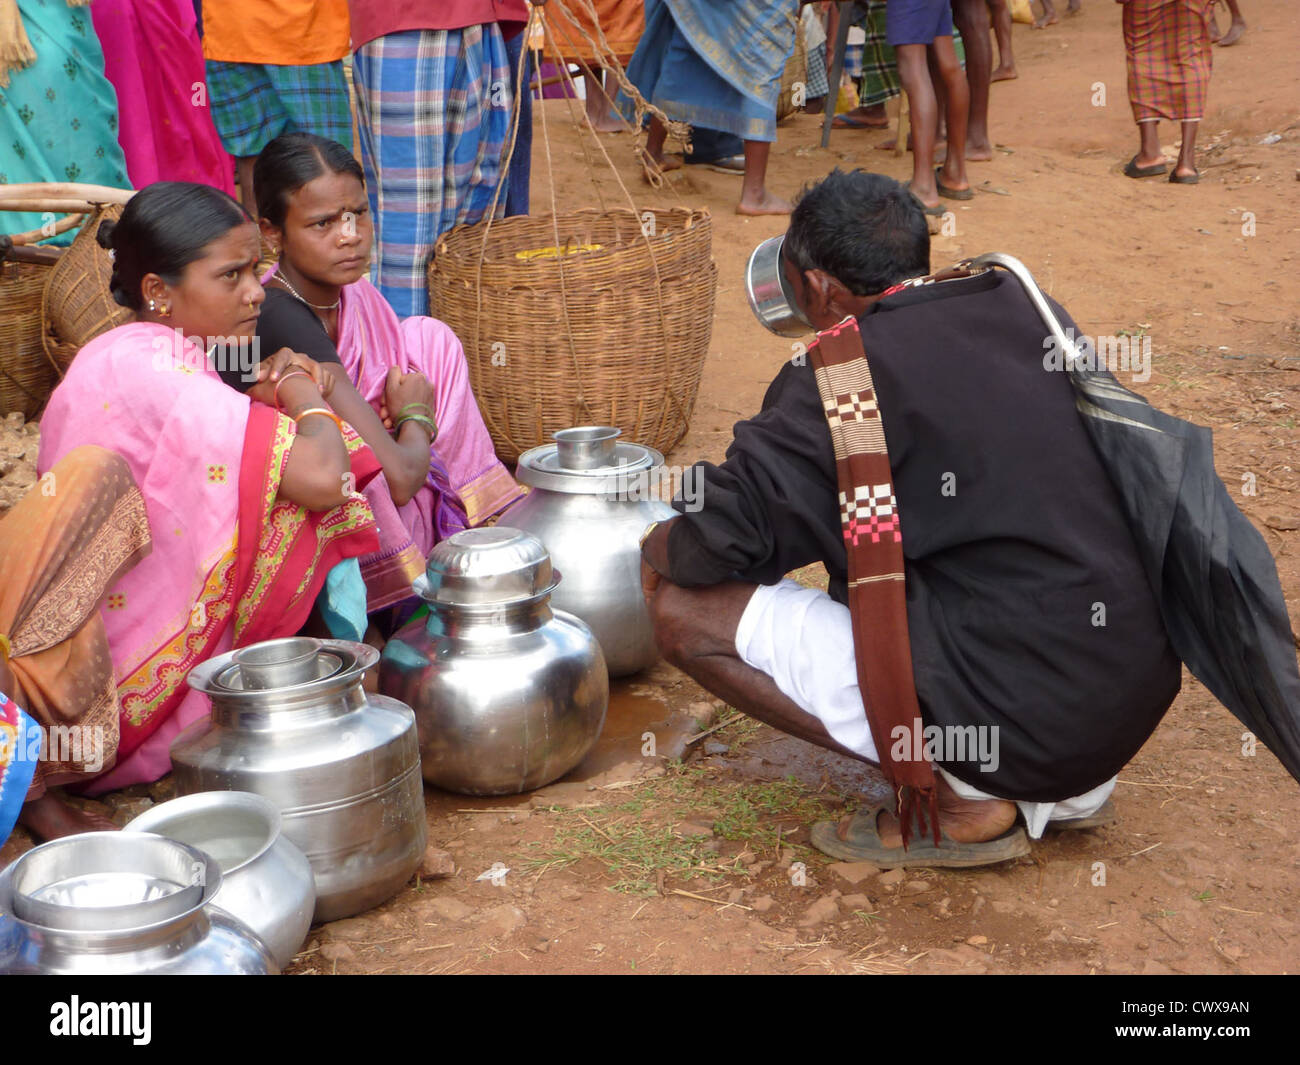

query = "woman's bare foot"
[833,104,890,129]
[1216,16,1246,46]
[736,188,792,215]
[991,64,1018,82]
[19,793,119,841]
[966,142,995,162]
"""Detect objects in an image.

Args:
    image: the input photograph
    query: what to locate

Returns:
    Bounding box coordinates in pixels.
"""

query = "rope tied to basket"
[472,0,691,430]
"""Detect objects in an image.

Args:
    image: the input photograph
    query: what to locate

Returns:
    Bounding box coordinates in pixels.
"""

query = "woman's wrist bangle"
[293,407,345,432]
[273,370,312,409]
[395,412,437,440]
[396,402,433,418]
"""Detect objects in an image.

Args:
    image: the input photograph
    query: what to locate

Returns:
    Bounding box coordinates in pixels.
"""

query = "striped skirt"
[352,26,513,319]
[1123,0,1213,123]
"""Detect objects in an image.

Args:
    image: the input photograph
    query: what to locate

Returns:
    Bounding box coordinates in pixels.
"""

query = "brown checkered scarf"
[809,315,939,847]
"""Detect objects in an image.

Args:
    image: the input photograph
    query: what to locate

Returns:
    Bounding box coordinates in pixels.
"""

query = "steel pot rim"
[123,791,282,877]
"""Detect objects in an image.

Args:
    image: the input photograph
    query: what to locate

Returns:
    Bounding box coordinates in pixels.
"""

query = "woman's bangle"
[396,402,433,418]
[273,370,312,409]
[395,412,437,440]
[293,407,345,432]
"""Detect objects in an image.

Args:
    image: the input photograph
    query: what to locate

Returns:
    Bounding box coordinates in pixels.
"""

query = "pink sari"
[90,0,235,194]
[39,322,380,790]
[264,267,525,609]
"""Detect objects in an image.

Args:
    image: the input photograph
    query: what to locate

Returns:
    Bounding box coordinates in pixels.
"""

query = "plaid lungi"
[205,59,353,158]
[1124,0,1213,123]
[352,26,512,319]
[856,1,964,109]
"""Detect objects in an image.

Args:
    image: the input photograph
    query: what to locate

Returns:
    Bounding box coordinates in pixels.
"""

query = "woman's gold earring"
[160,305,171,318]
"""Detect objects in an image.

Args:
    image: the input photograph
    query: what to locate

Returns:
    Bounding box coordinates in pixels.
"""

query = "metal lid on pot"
[515,426,665,496]
[416,527,557,607]
[188,638,376,704]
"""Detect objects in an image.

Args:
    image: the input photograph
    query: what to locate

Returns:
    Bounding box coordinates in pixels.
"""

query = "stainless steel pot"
[746,234,813,337]
[379,527,608,795]
[172,638,426,923]
[0,832,274,974]
[503,427,676,676]
[125,791,314,969]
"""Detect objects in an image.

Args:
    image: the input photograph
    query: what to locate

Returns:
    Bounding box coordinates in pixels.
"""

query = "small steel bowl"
[746,234,813,338]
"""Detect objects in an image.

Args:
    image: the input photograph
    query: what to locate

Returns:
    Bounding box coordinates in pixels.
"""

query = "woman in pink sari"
[224,132,524,611]
[38,181,381,791]
[90,0,235,194]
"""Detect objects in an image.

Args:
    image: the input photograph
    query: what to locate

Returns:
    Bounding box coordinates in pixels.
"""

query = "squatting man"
[637,169,1186,867]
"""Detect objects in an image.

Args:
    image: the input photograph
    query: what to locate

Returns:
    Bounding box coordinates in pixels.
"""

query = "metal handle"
[957,252,1085,370]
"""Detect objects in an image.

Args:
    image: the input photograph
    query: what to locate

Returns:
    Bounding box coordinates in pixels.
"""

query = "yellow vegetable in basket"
[514,242,604,262]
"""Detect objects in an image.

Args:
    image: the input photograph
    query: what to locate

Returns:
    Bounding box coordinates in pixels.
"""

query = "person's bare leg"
[641,116,681,172]
[952,0,994,160]
[896,43,939,205]
[1214,0,1245,46]
[584,69,625,132]
[1174,119,1199,179]
[236,156,257,217]
[988,0,1018,80]
[1034,0,1059,28]
[20,794,119,841]
[1134,118,1163,170]
[934,37,971,192]
[649,578,1015,845]
[736,140,791,215]
[1066,0,1082,14]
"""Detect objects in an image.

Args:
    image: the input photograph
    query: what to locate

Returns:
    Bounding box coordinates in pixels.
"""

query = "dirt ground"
[3,2,1298,975]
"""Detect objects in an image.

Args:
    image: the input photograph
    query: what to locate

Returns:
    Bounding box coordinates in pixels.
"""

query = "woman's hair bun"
[95,217,117,251]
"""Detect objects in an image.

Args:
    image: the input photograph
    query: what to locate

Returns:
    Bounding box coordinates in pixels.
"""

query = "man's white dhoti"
[735,579,1115,839]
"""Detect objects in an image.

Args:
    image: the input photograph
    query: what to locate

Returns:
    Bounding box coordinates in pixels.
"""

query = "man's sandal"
[810,804,1031,868]
[1123,155,1168,179]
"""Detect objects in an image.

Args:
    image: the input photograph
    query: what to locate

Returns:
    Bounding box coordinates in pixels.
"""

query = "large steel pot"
[379,527,608,795]
[503,426,676,676]
[745,234,813,337]
[125,791,314,969]
[172,637,426,923]
[0,832,274,974]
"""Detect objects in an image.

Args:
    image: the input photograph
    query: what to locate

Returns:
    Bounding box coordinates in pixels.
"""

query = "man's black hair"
[783,169,930,297]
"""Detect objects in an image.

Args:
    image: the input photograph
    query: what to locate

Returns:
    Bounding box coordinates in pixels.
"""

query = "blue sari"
[0,694,39,847]
[621,0,800,142]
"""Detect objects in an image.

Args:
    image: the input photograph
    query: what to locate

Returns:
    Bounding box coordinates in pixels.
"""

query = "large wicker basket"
[0,261,57,420]
[776,21,807,122]
[430,207,716,464]
[42,203,130,373]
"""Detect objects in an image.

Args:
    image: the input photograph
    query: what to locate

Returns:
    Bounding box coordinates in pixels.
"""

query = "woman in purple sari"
[216,133,524,611]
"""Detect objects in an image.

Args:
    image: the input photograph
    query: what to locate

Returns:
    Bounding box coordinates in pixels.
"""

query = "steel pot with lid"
[502,426,677,676]
[125,791,315,969]
[0,832,274,974]
[170,637,426,923]
[378,527,608,796]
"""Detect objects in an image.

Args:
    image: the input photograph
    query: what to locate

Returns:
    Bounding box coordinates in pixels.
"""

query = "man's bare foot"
[863,794,1018,848]
[590,115,628,133]
[1217,17,1245,46]
[736,189,792,215]
[966,142,995,162]
[1033,13,1059,28]
[1066,0,1082,13]
[991,65,1018,82]
[640,149,682,172]
[833,104,890,129]
[19,794,119,842]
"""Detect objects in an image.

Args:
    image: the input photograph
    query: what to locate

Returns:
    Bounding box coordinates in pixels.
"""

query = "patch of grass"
[1193,889,1216,903]
[524,769,841,895]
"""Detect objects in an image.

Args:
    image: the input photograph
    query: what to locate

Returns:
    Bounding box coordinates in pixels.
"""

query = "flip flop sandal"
[810,805,1031,869]
[908,192,947,218]
[1169,170,1200,184]
[935,169,974,201]
[1045,799,1116,832]
[833,113,890,130]
[1123,155,1168,179]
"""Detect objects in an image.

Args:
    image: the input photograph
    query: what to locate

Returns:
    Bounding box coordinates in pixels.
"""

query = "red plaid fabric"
[1123,0,1213,123]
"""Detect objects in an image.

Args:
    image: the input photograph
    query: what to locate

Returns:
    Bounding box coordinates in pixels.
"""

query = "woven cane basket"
[0,261,57,420]
[430,206,716,464]
[42,203,130,373]
[776,22,807,122]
